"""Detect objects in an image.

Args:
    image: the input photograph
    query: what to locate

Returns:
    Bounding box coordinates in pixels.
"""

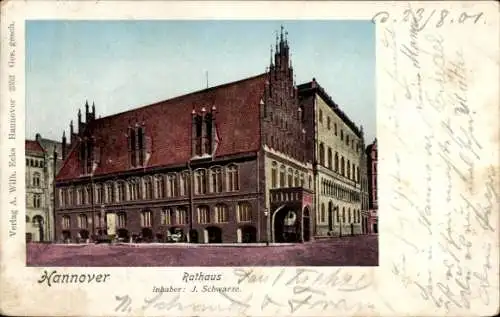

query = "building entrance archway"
[272,205,299,243]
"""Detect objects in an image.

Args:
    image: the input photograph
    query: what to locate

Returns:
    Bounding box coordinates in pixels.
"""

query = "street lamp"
[264,209,269,246]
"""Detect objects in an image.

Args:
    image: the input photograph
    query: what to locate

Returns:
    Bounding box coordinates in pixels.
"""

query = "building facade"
[25,134,63,242]
[54,29,316,244]
[298,80,364,237]
[359,134,370,234]
[366,139,378,233]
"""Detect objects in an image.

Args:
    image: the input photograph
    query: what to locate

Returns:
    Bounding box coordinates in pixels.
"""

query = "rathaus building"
[54,28,368,243]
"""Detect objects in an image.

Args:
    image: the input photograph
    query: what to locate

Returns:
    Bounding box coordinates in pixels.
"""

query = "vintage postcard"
[0,1,498,316]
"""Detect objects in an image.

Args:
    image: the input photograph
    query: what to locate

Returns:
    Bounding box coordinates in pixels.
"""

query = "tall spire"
[270,45,274,67]
[92,101,95,115]
[85,100,89,114]
[280,25,284,43]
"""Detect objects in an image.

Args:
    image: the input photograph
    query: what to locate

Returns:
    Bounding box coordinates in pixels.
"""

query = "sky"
[26,20,376,144]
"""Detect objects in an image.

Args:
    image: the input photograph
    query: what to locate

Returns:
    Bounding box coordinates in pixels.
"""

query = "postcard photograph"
[25,20,377,267]
[2,1,499,316]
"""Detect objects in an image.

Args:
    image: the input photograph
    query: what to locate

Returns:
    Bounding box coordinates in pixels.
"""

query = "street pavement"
[27,234,378,266]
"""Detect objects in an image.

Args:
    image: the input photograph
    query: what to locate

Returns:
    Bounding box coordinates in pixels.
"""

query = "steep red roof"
[57,73,267,181]
[25,140,45,154]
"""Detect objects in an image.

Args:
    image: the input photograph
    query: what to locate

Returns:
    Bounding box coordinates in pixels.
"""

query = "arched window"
[33,194,41,208]
[76,187,83,205]
[128,178,141,201]
[271,161,278,188]
[154,175,165,199]
[318,143,325,166]
[105,182,115,203]
[348,208,352,223]
[279,165,286,187]
[144,177,153,200]
[334,152,339,172]
[287,168,293,187]
[167,174,178,197]
[214,204,229,223]
[162,207,174,225]
[336,206,340,222]
[327,116,331,130]
[195,169,207,195]
[308,175,313,189]
[352,164,356,181]
[341,157,345,176]
[78,214,88,229]
[32,172,41,187]
[117,212,127,228]
[357,167,360,183]
[117,182,126,202]
[227,165,239,191]
[95,184,104,204]
[196,205,210,224]
[342,207,346,223]
[327,148,332,169]
[179,172,189,196]
[294,171,300,187]
[140,210,152,227]
[347,161,351,179]
[320,204,326,223]
[211,167,223,193]
[300,173,305,187]
[66,187,74,206]
[61,215,70,229]
[176,207,188,225]
[319,109,323,123]
[357,210,361,223]
[237,202,252,222]
[334,123,338,135]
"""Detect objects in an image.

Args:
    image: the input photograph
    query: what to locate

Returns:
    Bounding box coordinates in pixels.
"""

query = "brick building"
[298,80,365,237]
[366,138,378,233]
[55,29,316,244]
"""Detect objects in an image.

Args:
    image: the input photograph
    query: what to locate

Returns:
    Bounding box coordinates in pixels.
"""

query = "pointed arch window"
[140,210,152,227]
[167,174,178,197]
[211,167,223,193]
[214,204,229,223]
[279,165,286,187]
[320,204,326,223]
[197,205,210,224]
[271,161,278,189]
[318,143,325,166]
[227,165,239,192]
[144,176,153,200]
[128,178,141,201]
[237,202,252,222]
[117,181,126,202]
[176,207,188,225]
[105,182,115,203]
[155,175,165,199]
[327,148,332,169]
[76,187,83,205]
[195,169,207,195]
[32,172,41,187]
[179,171,189,196]
[62,215,71,230]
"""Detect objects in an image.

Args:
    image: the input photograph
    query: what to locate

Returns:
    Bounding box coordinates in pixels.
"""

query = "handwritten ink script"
[382,6,498,315]
[113,268,380,315]
[372,8,485,30]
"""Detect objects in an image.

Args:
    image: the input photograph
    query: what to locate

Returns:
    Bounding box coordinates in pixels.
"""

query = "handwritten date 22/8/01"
[372,8,485,29]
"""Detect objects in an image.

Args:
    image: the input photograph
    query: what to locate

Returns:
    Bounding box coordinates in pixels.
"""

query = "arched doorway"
[141,228,154,242]
[273,206,299,243]
[189,229,199,243]
[206,226,222,243]
[33,215,44,242]
[303,207,311,242]
[240,226,257,243]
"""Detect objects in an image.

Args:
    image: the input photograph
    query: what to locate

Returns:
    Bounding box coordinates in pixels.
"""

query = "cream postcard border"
[1,1,499,316]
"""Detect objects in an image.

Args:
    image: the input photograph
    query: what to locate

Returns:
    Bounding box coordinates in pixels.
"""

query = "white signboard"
[106,213,116,235]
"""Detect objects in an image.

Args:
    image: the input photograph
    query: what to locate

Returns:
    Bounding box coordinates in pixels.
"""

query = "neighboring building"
[366,138,378,233]
[298,79,364,237]
[54,28,315,244]
[25,134,63,242]
[359,131,370,234]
